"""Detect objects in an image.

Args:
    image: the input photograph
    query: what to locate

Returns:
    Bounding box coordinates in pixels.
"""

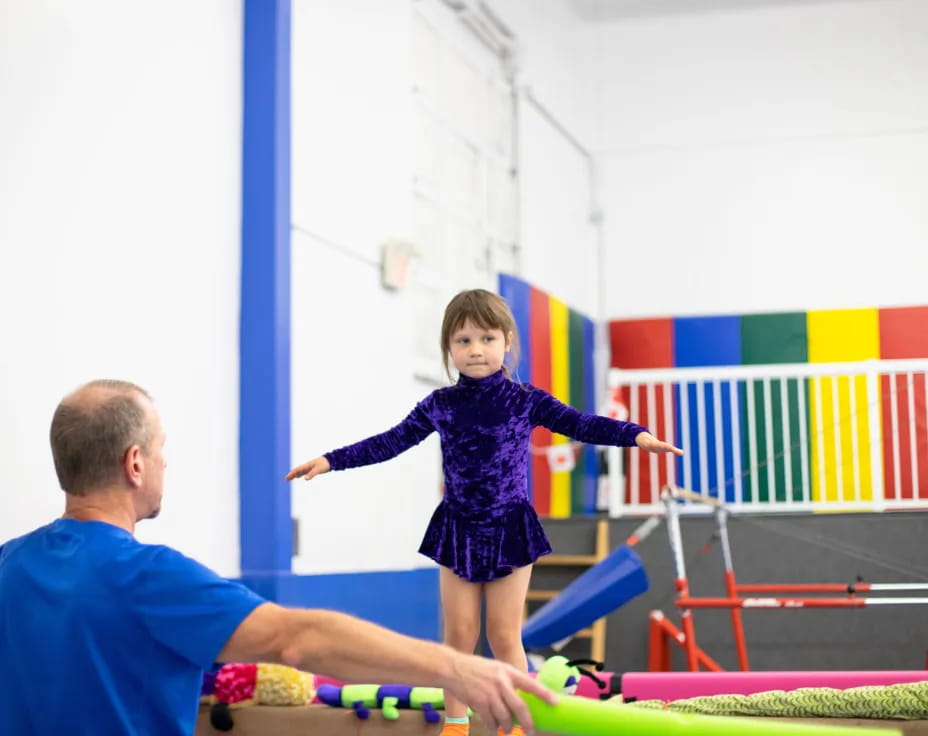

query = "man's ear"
[123,445,144,488]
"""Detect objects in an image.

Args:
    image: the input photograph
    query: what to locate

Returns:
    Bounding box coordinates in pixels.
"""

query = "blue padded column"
[240,0,292,581]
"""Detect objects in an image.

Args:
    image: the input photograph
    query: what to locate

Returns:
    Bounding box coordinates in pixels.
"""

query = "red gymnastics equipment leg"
[716,505,749,670]
[666,487,748,671]
[648,491,725,672]
[647,611,723,672]
[647,611,672,672]
[662,490,721,673]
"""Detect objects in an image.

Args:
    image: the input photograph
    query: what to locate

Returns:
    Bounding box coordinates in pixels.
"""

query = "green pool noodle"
[517,691,901,736]
[381,696,400,720]
[410,687,444,709]
[339,684,380,707]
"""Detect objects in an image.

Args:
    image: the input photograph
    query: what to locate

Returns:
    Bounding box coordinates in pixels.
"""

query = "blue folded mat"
[522,545,649,649]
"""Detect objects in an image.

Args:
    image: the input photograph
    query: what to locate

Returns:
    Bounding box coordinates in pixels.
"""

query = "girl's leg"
[440,566,484,720]
[483,564,533,672]
[484,565,533,735]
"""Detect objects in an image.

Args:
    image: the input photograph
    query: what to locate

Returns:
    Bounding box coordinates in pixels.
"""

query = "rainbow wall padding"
[498,274,597,518]
[609,306,928,507]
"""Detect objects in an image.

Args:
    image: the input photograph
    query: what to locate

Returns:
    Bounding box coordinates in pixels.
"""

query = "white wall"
[288,0,616,573]
[518,98,601,318]
[488,0,603,318]
[489,0,597,146]
[292,0,620,573]
[593,0,928,318]
[290,0,442,574]
[0,0,243,575]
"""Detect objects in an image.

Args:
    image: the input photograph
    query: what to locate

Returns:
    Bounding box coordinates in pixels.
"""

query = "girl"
[286,289,682,736]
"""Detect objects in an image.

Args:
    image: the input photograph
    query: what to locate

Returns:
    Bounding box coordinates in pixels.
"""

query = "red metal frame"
[647,610,724,673]
[648,486,928,672]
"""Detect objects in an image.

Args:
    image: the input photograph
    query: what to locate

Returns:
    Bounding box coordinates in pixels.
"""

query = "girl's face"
[448,319,512,379]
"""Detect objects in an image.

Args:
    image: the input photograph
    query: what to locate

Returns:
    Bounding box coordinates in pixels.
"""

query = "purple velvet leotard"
[324,370,648,583]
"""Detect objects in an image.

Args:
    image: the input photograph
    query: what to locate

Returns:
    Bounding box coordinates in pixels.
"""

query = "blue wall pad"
[675,382,740,500]
[498,273,533,501]
[240,569,441,641]
[240,0,293,578]
[498,273,532,383]
[581,316,597,512]
[673,316,742,498]
[673,315,742,368]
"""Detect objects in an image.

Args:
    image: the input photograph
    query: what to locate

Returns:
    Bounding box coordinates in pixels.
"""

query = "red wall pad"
[608,318,674,369]
[879,306,928,502]
[608,318,674,506]
[879,306,928,360]
[529,287,552,516]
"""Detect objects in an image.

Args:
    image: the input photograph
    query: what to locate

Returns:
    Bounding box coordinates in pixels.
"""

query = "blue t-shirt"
[0,519,265,735]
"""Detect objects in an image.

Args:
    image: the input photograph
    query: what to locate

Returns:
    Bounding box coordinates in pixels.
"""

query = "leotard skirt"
[418,497,552,582]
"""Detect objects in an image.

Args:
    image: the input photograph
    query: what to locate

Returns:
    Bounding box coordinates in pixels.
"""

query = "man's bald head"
[50,380,155,495]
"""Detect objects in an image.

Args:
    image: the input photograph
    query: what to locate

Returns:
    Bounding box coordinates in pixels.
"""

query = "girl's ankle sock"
[441,718,470,736]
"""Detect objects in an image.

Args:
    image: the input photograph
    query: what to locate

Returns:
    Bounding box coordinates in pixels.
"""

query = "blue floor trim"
[239,569,441,641]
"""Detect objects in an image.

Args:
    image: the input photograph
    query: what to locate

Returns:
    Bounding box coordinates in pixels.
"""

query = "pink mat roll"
[621,670,928,702]
[574,672,616,699]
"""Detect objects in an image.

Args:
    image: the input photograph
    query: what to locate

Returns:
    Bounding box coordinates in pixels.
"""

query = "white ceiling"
[564,0,884,21]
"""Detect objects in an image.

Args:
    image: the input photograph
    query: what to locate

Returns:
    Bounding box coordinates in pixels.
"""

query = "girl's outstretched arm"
[286,399,436,480]
[529,388,645,446]
[634,431,684,456]
[286,456,331,481]
[529,388,682,454]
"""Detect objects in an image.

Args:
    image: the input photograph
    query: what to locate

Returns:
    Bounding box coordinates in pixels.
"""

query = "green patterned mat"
[617,680,928,720]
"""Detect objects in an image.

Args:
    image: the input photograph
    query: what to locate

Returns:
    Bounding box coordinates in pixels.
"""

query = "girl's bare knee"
[485,623,521,657]
[444,618,481,649]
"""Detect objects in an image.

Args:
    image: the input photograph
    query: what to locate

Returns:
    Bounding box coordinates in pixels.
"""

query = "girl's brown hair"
[440,289,521,379]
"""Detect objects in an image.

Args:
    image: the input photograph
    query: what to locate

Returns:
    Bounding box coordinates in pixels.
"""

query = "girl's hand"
[635,432,684,456]
[285,456,331,481]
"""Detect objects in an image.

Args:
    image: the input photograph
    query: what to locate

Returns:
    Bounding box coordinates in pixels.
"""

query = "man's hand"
[444,654,558,736]
[285,456,331,481]
[635,432,684,456]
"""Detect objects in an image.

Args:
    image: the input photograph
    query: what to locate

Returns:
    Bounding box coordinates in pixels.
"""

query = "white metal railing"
[606,359,928,517]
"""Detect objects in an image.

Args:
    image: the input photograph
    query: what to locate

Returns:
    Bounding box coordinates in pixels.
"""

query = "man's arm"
[217,603,556,734]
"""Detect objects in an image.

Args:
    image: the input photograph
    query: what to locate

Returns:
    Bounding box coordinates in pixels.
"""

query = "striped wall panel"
[570,312,598,514]
[807,309,880,505]
[609,304,928,511]
[673,316,741,499]
[498,274,599,517]
[609,317,675,506]
[498,274,533,502]
[529,286,553,516]
[740,313,808,505]
[549,297,571,519]
[879,306,928,502]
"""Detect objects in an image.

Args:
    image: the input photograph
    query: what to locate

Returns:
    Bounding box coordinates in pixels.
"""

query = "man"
[0,380,556,735]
